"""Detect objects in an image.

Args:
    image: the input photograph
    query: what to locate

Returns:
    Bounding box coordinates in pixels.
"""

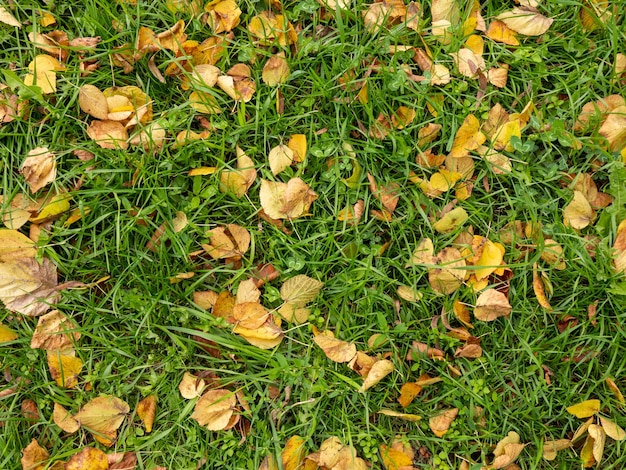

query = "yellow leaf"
[268,144,294,176]
[0,323,18,343]
[474,289,511,321]
[233,302,269,329]
[407,238,435,266]
[429,408,458,437]
[65,447,108,470]
[189,90,221,114]
[191,389,236,430]
[313,332,357,363]
[219,146,257,198]
[491,119,521,151]
[78,85,108,120]
[378,409,421,422]
[233,321,283,349]
[262,53,290,86]
[47,350,82,388]
[259,178,318,220]
[449,115,485,158]
[391,106,416,129]
[598,105,626,152]
[474,239,504,281]
[379,443,413,469]
[86,120,128,150]
[31,310,81,351]
[21,147,56,194]
[580,434,595,467]
[360,359,394,392]
[606,377,625,404]
[20,439,49,470]
[599,415,625,441]
[566,399,601,418]
[532,265,552,311]
[53,402,80,433]
[428,247,468,294]
[0,257,60,317]
[451,48,485,78]
[430,169,462,193]
[588,424,606,465]
[137,395,157,433]
[24,55,64,95]
[542,439,571,461]
[178,372,206,399]
[205,0,241,34]
[0,229,36,261]
[496,7,553,36]
[0,6,21,27]
[74,395,130,446]
[397,285,423,302]
[203,224,250,260]
[288,134,307,163]
[433,207,468,233]
[540,239,566,270]
[277,302,310,324]
[563,191,594,229]
[282,436,306,470]
[280,275,323,307]
[29,191,71,224]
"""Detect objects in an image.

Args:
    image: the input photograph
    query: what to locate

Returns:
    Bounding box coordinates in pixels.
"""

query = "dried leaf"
[563,191,594,229]
[542,439,571,461]
[21,147,56,193]
[203,224,250,261]
[137,395,157,433]
[65,447,109,470]
[268,144,294,175]
[0,229,36,260]
[53,402,80,433]
[433,207,468,233]
[179,372,206,399]
[429,408,458,437]
[259,178,318,220]
[74,395,130,446]
[450,115,485,158]
[360,359,394,392]
[262,53,290,86]
[532,265,552,311]
[496,7,553,36]
[588,424,606,465]
[191,389,236,430]
[474,289,511,321]
[606,377,625,404]
[21,439,49,470]
[599,415,625,441]
[280,275,323,307]
[313,333,357,363]
[219,146,257,198]
[566,399,601,418]
[282,436,306,470]
[598,105,626,152]
[0,6,21,27]
[31,310,80,350]
[233,321,283,349]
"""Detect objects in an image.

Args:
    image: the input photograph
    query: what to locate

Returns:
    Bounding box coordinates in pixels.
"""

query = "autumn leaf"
[21,147,56,193]
[74,395,130,446]
[428,247,468,294]
[496,7,553,36]
[429,408,458,437]
[268,144,294,175]
[474,289,511,321]
[0,229,36,260]
[282,435,306,470]
[587,424,606,466]
[262,53,290,86]
[566,399,601,418]
[205,0,242,34]
[606,377,625,404]
[598,105,626,152]
[288,134,306,163]
[191,389,236,430]
[313,332,357,363]
[86,120,129,149]
[563,191,594,229]
[65,447,109,470]
[485,431,526,469]
[53,402,80,433]
[360,359,394,392]
[599,415,626,441]
[219,146,257,198]
[0,323,18,343]
[280,275,323,307]
[542,439,571,461]
[0,6,21,27]
[233,320,283,349]
[31,310,81,350]
[137,395,157,433]
[532,265,552,311]
[433,207,468,233]
[540,239,566,270]
[20,439,49,470]
[203,224,250,261]
[24,55,64,94]
[179,372,207,399]
[379,442,414,469]
[259,178,318,220]
[449,115,485,158]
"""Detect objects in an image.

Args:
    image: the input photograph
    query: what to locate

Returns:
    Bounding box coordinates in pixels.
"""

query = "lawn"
[1,0,626,469]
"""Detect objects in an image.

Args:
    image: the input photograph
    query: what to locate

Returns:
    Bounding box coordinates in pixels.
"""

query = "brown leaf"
[588,424,606,466]
[53,402,80,433]
[137,395,157,433]
[86,120,129,150]
[232,320,283,349]
[66,447,109,470]
[20,439,49,470]
[74,395,130,446]
[532,265,552,311]
[542,439,571,461]
[429,408,458,437]
[367,173,400,214]
[109,452,138,470]
[259,178,318,220]
[21,147,57,193]
[203,224,250,261]
[599,415,626,441]
[47,350,82,388]
[30,310,80,351]
[454,343,482,358]
[313,332,357,363]
[606,377,625,404]
[474,289,511,321]
[0,6,21,28]
[360,359,394,392]
[191,389,236,430]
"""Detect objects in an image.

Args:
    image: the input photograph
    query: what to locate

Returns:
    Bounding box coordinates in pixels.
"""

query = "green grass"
[2,0,626,469]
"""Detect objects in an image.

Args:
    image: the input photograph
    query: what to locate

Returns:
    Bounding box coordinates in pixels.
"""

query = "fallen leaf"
[30,310,81,351]
[408,238,435,266]
[0,6,21,27]
[449,115,485,158]
[203,224,250,261]
[20,439,49,470]
[282,436,306,470]
[287,134,306,163]
[566,399,601,418]
[53,402,80,433]
[360,359,394,392]
[24,55,64,94]
[47,350,82,388]
[379,442,414,469]
[563,191,594,229]
[21,147,56,193]
[259,178,318,220]
[598,105,626,152]
[205,0,242,34]
[280,275,323,307]
[262,53,290,86]
[428,247,468,294]
[219,146,257,198]
[397,285,423,302]
[455,343,482,358]
[368,174,400,214]
[65,447,108,470]
[233,321,283,349]
[606,377,625,404]
[542,439,571,461]
[86,120,129,149]
[474,289,511,321]
[79,85,108,120]
[0,323,18,343]
[313,332,357,363]
[179,372,206,399]
[232,302,269,329]
[599,415,625,441]
[433,207,469,233]
[532,265,552,311]
[496,7,553,36]
[0,228,36,260]
[268,144,294,175]
[540,239,566,270]
[191,389,236,430]
[588,424,606,466]
[474,239,504,281]
[74,395,130,446]
[137,395,157,433]
[429,408,458,437]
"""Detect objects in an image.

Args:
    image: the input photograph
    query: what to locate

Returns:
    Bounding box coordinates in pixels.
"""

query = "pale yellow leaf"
[360,359,394,392]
